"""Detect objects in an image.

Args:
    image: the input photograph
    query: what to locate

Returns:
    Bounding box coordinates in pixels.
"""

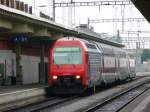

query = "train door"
[96,43,105,84]
[86,52,102,86]
[0,63,5,85]
[86,53,91,86]
[38,63,48,84]
[114,48,120,80]
[126,54,131,77]
[96,44,103,80]
[45,63,48,83]
[85,43,102,86]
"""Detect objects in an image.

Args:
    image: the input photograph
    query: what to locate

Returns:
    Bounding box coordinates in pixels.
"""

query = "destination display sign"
[55,47,81,52]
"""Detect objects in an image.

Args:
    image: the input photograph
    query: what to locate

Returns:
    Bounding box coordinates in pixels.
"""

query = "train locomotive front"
[48,39,87,94]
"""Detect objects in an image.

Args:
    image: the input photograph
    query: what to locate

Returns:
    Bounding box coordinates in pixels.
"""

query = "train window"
[85,43,96,49]
[53,46,82,64]
[102,47,115,56]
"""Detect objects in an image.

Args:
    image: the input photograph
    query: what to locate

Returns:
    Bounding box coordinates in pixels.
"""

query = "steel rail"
[4,96,77,112]
[84,80,150,112]
[3,96,58,112]
[29,96,77,112]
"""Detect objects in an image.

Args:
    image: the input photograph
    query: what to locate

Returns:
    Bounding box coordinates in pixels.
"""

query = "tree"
[141,49,150,62]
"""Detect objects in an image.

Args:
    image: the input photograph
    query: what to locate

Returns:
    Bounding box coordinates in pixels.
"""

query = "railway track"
[4,96,77,112]
[3,77,148,112]
[84,80,150,112]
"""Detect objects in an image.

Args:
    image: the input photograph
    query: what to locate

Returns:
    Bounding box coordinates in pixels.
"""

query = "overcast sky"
[20,0,150,32]
[20,0,150,49]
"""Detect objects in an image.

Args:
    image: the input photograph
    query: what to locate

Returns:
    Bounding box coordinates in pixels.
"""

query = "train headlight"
[52,75,58,80]
[75,75,81,79]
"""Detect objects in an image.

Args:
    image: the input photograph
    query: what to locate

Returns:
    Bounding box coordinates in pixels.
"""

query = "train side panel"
[114,48,129,81]
[97,43,117,84]
[128,53,136,78]
[118,51,129,80]
[85,43,102,87]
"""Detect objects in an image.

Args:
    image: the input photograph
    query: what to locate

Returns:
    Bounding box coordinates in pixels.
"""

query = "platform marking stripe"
[0,88,45,96]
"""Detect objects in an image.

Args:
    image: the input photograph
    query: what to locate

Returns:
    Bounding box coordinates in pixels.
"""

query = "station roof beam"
[88,18,146,23]
[0,17,12,32]
[34,28,52,37]
[33,28,64,40]
[11,24,34,34]
[54,0,132,7]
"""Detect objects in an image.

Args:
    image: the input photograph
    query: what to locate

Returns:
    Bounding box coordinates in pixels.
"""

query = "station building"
[0,39,49,85]
[0,0,49,85]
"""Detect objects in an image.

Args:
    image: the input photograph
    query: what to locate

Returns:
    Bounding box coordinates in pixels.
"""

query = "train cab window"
[53,46,82,64]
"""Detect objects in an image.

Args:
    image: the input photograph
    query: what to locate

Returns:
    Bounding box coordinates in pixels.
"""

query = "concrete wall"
[0,51,48,85]
[0,50,15,74]
[21,55,48,84]
[0,50,15,85]
[21,55,40,84]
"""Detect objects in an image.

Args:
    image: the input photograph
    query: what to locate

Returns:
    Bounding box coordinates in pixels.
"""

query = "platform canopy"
[131,0,150,23]
[0,4,124,48]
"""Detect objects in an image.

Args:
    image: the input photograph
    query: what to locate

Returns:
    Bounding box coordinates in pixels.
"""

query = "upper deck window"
[85,43,96,49]
[53,46,82,64]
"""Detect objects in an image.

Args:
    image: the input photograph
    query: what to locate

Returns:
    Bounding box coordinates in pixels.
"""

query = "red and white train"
[48,37,136,94]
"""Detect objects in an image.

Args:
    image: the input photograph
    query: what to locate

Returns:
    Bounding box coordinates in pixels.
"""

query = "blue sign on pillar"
[11,34,30,43]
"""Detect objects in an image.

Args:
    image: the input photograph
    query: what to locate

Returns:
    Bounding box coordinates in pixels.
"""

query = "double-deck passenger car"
[48,37,136,94]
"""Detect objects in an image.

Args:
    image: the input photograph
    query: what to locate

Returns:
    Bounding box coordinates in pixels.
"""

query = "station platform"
[0,84,47,94]
[0,84,48,111]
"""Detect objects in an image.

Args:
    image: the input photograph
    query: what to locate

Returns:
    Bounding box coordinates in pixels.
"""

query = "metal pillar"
[53,0,55,22]
[39,44,45,84]
[15,43,22,85]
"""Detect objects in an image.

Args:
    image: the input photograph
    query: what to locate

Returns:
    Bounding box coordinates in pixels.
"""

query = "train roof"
[75,30,125,48]
[55,37,128,55]
[57,37,124,48]
[56,36,124,48]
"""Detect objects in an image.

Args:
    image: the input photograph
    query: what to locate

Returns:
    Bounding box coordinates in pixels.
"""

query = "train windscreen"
[53,46,82,64]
